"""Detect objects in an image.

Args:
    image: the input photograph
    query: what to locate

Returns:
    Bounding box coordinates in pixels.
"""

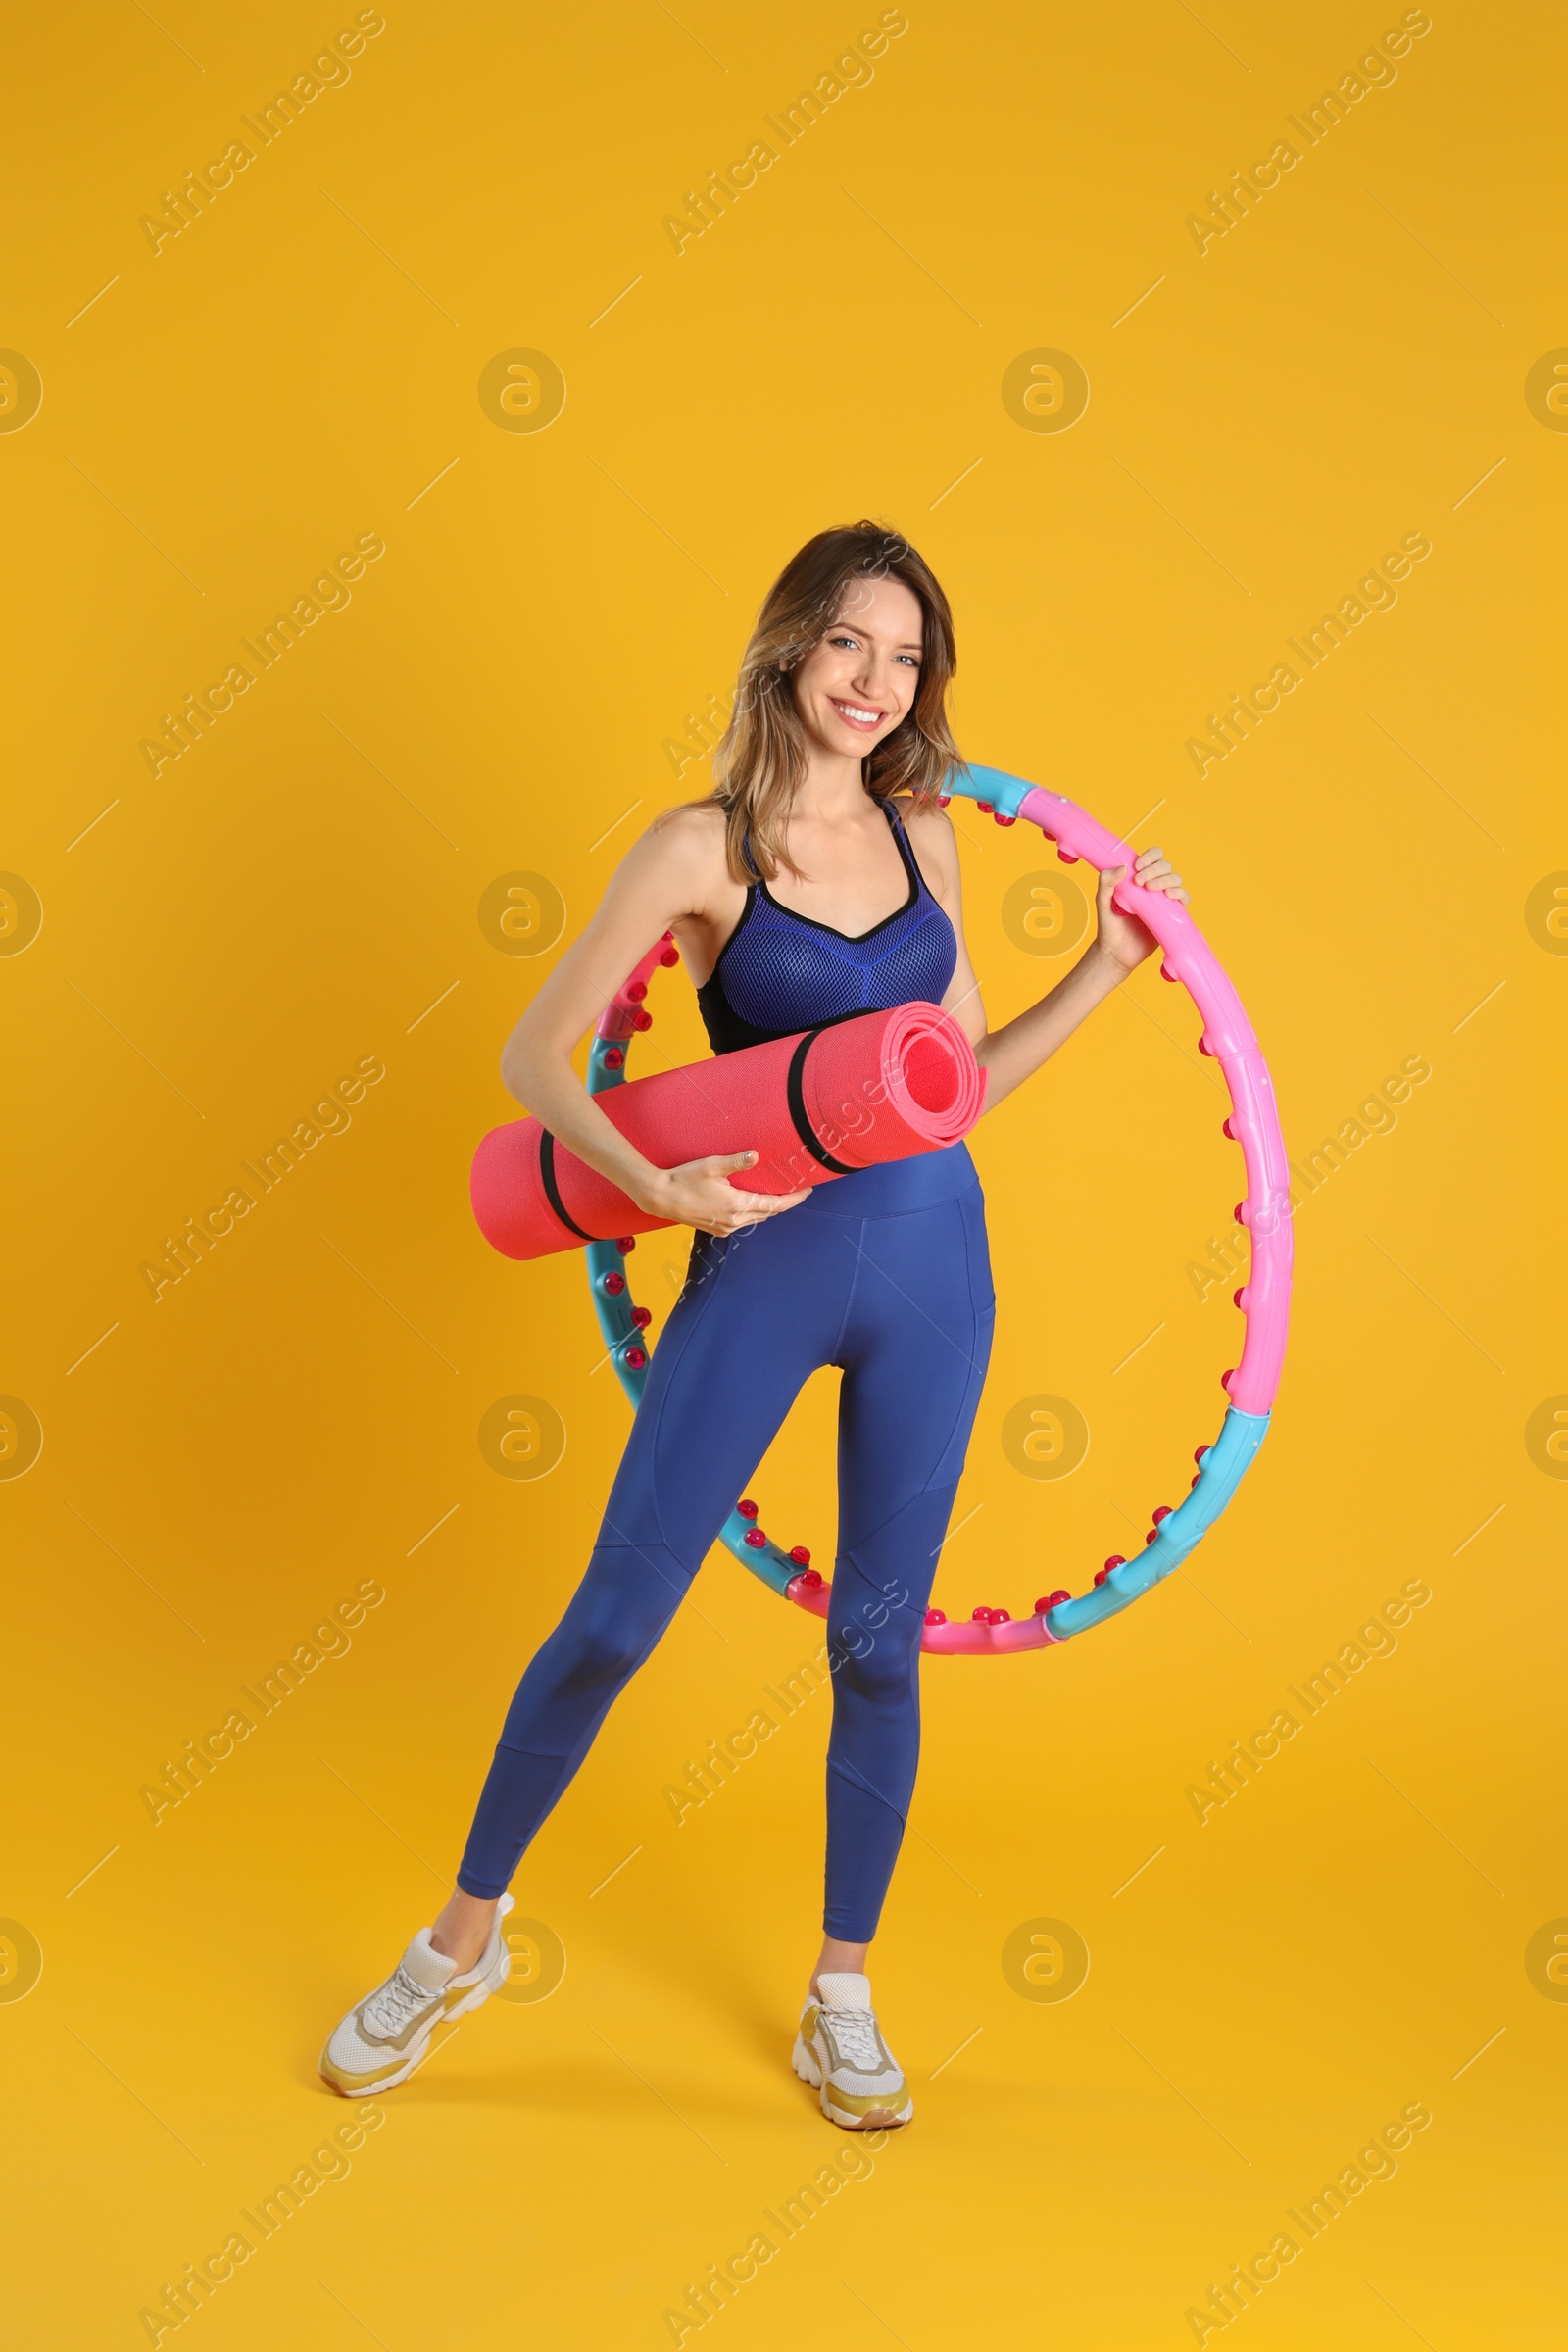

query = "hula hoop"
[582,763,1292,1657]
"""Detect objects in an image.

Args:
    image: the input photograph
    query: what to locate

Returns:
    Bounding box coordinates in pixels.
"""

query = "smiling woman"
[321,515,1192,2130]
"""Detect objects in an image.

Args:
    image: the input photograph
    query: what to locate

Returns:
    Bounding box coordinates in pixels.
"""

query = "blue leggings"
[459,1146,995,1940]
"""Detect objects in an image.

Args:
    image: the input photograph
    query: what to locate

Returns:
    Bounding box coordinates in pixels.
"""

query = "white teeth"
[837,702,880,722]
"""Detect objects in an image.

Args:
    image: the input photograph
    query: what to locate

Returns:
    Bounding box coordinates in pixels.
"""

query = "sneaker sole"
[319,1947,511,2098]
[791,2031,913,2132]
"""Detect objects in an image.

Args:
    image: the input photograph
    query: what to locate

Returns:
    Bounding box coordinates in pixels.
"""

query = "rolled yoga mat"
[471,1000,987,1261]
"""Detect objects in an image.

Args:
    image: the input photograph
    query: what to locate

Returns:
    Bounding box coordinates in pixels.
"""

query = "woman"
[321,521,1188,2126]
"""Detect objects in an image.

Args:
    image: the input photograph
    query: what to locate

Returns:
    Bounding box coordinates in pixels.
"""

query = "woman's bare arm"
[499,809,809,1237]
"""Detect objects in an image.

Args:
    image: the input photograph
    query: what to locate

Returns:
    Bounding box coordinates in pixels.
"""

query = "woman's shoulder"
[891,792,960,879]
[654,798,729,839]
[620,797,738,902]
[647,798,731,866]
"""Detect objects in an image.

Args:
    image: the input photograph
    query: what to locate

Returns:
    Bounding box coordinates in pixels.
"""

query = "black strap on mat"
[785,1026,856,1176]
[539,1129,594,1242]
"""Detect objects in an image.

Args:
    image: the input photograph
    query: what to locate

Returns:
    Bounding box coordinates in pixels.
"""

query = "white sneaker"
[319,1896,514,2096]
[792,1971,912,2130]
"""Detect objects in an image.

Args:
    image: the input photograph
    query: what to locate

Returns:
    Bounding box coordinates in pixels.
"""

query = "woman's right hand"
[641,1152,810,1238]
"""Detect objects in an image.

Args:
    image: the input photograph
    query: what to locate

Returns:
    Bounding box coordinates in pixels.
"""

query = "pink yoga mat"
[471,1002,986,1260]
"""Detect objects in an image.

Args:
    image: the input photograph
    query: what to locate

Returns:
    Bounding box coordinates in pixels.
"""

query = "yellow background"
[3,1,1563,2343]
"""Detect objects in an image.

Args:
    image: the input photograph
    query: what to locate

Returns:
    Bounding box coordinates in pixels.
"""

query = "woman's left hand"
[1094,846,1190,973]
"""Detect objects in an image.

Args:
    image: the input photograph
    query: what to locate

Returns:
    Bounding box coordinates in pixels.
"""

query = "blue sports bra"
[696,799,957,1055]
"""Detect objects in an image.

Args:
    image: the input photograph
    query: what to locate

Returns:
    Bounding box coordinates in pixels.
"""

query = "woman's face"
[790,574,924,760]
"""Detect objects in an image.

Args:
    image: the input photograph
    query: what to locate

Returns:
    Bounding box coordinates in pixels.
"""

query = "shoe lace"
[364,1963,435,2037]
[821,2004,885,2073]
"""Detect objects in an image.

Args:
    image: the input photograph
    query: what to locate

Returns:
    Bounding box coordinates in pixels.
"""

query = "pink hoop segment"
[1011,779,1293,1417]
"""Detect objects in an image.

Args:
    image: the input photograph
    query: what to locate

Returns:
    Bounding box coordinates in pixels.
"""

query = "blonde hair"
[705,521,961,883]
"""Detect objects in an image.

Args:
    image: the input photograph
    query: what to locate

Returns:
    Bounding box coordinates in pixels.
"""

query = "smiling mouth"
[829,698,886,731]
